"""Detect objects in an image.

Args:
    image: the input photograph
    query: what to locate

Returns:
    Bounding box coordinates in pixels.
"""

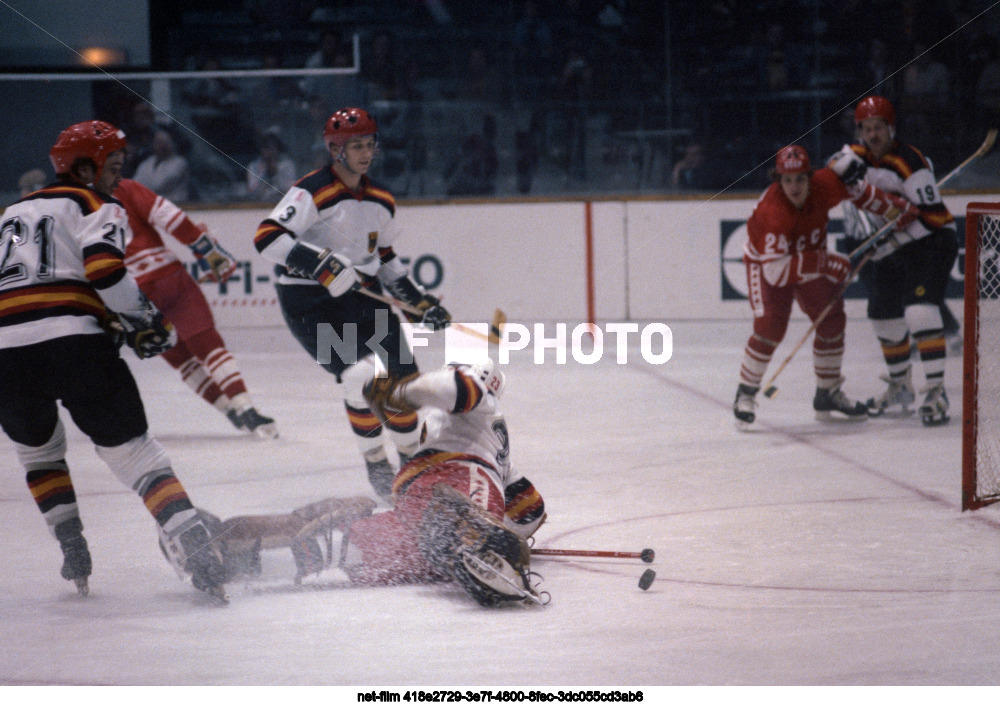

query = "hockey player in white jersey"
[0,121,226,599]
[206,360,547,606]
[829,96,958,425]
[254,107,451,499]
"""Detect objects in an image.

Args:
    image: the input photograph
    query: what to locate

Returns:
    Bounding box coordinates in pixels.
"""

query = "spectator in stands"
[444,113,499,196]
[556,44,593,180]
[670,142,707,190]
[975,46,1000,135]
[301,29,367,107]
[512,0,555,92]
[121,101,158,178]
[133,129,191,203]
[363,30,402,101]
[183,55,253,157]
[900,42,951,156]
[453,44,503,103]
[246,129,298,200]
[856,38,899,101]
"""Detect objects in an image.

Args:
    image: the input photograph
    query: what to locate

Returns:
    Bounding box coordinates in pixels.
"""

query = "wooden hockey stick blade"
[532,547,655,563]
[489,308,507,342]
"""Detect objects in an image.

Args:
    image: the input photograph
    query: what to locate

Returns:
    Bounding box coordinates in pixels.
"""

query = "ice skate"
[813,379,867,422]
[918,383,949,427]
[228,406,278,439]
[161,518,229,603]
[733,384,758,430]
[55,518,91,596]
[866,370,916,417]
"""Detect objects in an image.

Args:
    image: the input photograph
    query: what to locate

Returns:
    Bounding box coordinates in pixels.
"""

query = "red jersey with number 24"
[743,167,849,264]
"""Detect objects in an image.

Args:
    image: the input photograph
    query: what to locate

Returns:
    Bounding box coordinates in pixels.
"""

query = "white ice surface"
[1,319,998,686]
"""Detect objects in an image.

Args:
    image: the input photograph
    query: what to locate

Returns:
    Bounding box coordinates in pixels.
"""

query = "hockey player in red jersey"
[0,121,226,599]
[733,144,920,427]
[109,178,276,438]
[254,107,450,498]
[206,360,547,606]
[831,96,958,426]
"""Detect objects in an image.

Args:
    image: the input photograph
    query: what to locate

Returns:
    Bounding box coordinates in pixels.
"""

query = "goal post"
[962,202,1000,510]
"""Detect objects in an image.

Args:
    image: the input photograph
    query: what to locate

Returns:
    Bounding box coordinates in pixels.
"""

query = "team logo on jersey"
[367,231,378,253]
[492,419,510,466]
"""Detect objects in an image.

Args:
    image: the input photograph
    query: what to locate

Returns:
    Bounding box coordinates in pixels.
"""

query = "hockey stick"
[762,122,999,399]
[357,286,506,345]
[531,547,655,563]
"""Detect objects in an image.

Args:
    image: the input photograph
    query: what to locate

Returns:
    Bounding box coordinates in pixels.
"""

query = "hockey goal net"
[963,202,1000,510]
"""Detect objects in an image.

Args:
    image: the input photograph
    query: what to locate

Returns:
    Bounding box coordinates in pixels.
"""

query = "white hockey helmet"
[468,357,505,399]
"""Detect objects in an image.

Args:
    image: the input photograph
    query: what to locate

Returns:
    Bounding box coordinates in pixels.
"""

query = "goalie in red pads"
[209,360,547,606]
[733,144,920,427]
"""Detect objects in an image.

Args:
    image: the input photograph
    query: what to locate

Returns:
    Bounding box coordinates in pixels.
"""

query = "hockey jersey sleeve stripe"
[504,478,545,525]
[0,283,105,325]
[919,204,954,229]
[378,246,396,265]
[83,249,128,289]
[254,219,289,253]
[452,369,484,413]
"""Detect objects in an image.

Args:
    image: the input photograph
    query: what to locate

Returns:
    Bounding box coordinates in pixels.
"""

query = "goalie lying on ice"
[207,360,548,606]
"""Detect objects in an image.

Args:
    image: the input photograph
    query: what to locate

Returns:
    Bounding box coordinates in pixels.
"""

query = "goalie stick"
[356,286,507,345]
[762,116,999,399]
[531,547,655,562]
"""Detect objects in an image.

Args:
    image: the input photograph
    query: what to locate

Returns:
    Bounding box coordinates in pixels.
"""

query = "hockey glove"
[829,146,867,186]
[384,276,452,330]
[116,308,177,359]
[286,241,359,297]
[190,232,238,283]
[416,295,452,331]
[819,251,851,284]
[362,372,419,425]
[884,194,921,232]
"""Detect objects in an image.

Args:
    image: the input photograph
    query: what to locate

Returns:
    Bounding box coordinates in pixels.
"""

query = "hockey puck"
[640,548,655,563]
[638,569,656,591]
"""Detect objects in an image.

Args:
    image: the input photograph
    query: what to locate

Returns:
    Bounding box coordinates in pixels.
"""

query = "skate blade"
[815,411,868,423]
[74,577,89,597]
[921,413,950,427]
[251,423,279,440]
[203,585,230,604]
[734,418,754,432]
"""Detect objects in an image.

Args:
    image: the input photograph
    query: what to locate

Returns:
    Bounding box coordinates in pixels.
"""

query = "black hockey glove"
[384,276,451,331]
[416,295,451,331]
[116,308,177,359]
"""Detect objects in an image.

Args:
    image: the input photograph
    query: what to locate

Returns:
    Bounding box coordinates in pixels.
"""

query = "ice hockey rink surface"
[1,319,998,686]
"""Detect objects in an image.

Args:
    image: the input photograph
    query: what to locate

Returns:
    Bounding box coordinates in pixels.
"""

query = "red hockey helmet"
[323,107,378,152]
[49,120,127,181]
[775,145,811,174]
[854,96,896,127]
